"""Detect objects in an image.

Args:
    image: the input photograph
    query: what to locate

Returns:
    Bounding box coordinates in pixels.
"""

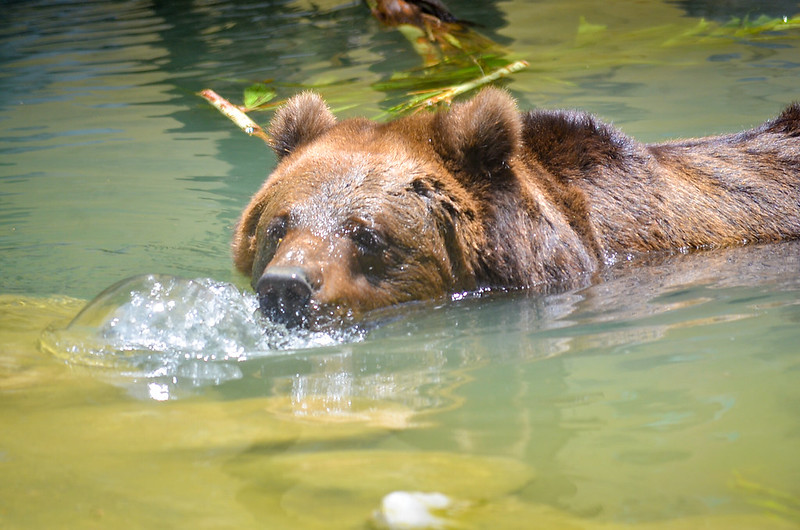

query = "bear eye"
[251,215,288,278]
[258,215,288,261]
[266,216,288,242]
[347,223,389,279]
[350,224,386,252]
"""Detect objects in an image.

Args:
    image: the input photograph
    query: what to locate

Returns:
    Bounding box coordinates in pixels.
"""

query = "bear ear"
[433,88,522,185]
[269,92,336,159]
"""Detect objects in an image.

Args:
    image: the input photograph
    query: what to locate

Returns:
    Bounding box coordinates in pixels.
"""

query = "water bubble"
[40,274,364,398]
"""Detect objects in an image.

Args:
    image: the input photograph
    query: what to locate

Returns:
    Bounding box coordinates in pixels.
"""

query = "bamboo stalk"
[385,58,529,115]
[423,59,529,107]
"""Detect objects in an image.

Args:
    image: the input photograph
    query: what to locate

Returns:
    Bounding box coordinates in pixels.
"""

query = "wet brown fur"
[233,89,800,320]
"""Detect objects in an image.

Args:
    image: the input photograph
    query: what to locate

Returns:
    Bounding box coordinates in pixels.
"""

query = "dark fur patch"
[764,102,800,136]
[522,109,629,175]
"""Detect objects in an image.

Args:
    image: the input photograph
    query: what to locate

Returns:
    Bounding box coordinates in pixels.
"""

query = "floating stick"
[198,89,271,145]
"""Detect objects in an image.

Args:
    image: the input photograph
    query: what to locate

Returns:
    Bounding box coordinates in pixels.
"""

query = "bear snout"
[256,266,313,328]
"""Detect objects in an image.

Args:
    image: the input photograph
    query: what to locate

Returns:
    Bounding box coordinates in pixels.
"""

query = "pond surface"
[1,0,799,528]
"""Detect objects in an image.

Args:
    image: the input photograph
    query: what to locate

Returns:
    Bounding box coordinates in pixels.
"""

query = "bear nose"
[256,266,313,328]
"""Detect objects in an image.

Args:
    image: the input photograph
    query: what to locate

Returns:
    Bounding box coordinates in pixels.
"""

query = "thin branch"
[198,89,271,145]
[386,58,529,114]
[424,59,529,105]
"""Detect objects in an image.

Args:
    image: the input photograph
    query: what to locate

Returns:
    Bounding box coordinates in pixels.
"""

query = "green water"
[2,0,800,528]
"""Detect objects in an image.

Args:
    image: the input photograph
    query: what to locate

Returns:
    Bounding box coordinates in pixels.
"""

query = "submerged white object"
[374,491,454,529]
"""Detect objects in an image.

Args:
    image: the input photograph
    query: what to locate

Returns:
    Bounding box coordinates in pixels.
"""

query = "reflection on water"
[229,450,533,528]
[2,242,796,528]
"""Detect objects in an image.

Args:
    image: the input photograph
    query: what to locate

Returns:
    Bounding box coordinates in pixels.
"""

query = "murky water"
[2,1,799,528]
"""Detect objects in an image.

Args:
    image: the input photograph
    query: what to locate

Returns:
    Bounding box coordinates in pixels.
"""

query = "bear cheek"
[315,270,382,315]
[399,221,462,296]
[413,250,458,300]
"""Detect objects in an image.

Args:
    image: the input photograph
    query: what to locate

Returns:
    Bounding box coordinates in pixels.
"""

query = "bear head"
[233,89,526,327]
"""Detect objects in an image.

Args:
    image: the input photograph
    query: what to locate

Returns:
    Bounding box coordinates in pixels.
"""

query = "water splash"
[40,275,363,398]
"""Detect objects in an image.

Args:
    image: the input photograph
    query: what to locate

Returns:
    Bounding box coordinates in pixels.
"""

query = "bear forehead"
[264,146,440,236]
[272,136,443,198]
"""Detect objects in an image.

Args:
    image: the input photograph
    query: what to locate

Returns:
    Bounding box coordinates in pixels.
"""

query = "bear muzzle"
[256,266,313,328]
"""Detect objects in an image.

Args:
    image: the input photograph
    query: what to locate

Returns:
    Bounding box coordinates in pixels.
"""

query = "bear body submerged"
[233,89,800,327]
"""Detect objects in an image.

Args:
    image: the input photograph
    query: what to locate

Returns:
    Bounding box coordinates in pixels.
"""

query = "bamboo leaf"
[243,84,277,110]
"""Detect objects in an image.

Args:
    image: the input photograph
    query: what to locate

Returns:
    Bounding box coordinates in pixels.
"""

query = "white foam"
[373,491,454,529]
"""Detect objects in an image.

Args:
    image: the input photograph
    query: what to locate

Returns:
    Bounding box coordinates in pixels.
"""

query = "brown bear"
[232,89,800,327]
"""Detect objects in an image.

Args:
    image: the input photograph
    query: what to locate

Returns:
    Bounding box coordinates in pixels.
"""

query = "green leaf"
[575,16,607,46]
[243,84,276,110]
